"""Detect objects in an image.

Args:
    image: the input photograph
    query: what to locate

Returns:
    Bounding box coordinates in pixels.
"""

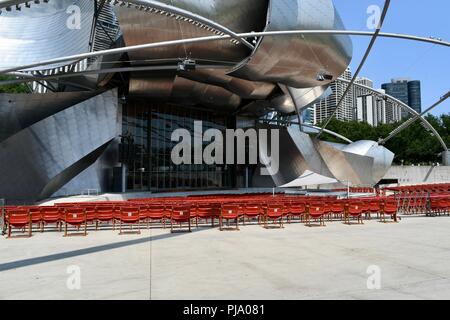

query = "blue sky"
[334,0,449,116]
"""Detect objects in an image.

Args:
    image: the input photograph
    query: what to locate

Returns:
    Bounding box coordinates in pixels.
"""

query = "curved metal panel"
[0,89,119,202]
[170,76,241,111]
[38,140,113,200]
[0,0,94,70]
[112,0,267,63]
[313,139,394,186]
[179,69,275,100]
[129,71,176,99]
[253,126,393,188]
[0,91,99,142]
[230,0,352,88]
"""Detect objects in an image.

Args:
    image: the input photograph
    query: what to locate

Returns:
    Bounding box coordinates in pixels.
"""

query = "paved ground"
[1,216,450,300]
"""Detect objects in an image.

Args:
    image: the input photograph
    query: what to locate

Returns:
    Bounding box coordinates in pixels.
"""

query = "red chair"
[29,207,42,231]
[41,207,62,232]
[439,198,450,216]
[85,207,96,227]
[138,205,149,229]
[119,207,141,235]
[64,208,87,237]
[95,206,114,230]
[6,208,32,238]
[264,203,284,229]
[381,201,398,223]
[289,201,307,223]
[307,202,326,227]
[220,204,240,231]
[170,205,192,233]
[368,200,382,220]
[361,201,370,220]
[330,201,345,221]
[243,203,263,225]
[196,204,219,227]
[346,202,364,225]
[147,204,166,228]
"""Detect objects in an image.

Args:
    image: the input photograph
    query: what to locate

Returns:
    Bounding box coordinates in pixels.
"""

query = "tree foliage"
[0,75,29,94]
[317,114,450,165]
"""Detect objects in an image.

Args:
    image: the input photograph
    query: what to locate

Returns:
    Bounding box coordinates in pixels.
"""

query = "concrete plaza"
[1,216,450,300]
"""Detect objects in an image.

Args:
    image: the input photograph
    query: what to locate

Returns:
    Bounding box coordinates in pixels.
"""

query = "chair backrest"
[120,207,140,222]
[221,204,240,218]
[266,203,284,217]
[290,201,306,214]
[309,203,325,215]
[245,203,261,215]
[147,204,165,218]
[29,207,42,221]
[171,205,191,220]
[331,202,345,213]
[65,208,86,224]
[96,206,114,219]
[8,209,30,225]
[384,201,398,214]
[41,207,61,221]
[197,204,215,218]
[348,202,364,215]
[369,201,381,211]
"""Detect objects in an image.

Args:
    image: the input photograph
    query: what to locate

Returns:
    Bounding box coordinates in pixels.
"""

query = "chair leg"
[64,222,68,237]
[8,223,11,238]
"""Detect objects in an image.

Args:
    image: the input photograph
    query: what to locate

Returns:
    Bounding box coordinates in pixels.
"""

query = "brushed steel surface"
[313,139,394,186]
[0,89,120,202]
[179,69,275,100]
[230,0,352,89]
[254,126,394,188]
[113,0,268,63]
[170,76,241,111]
[0,91,99,142]
[0,0,94,70]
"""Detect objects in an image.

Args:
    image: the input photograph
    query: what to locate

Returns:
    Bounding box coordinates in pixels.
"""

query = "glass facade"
[382,80,422,116]
[408,81,422,114]
[121,100,235,192]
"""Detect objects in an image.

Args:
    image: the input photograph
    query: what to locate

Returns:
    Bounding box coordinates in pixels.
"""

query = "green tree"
[316,114,449,165]
[0,75,29,94]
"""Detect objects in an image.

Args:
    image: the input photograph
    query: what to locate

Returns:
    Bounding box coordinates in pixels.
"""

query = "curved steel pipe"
[0,64,232,85]
[1,29,448,75]
[337,78,449,152]
[316,0,391,139]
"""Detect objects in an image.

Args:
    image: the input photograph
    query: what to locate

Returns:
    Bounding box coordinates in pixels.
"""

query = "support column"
[443,151,450,166]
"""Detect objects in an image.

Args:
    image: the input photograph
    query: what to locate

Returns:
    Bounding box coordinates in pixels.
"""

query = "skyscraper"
[313,68,354,124]
[356,89,402,126]
[381,78,422,116]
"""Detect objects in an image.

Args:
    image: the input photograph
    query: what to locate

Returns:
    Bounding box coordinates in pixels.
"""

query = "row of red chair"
[382,183,450,215]
[2,196,401,238]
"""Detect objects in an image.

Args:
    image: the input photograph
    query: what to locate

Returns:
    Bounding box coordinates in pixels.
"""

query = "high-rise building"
[381,78,422,116]
[313,68,354,124]
[356,89,402,126]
